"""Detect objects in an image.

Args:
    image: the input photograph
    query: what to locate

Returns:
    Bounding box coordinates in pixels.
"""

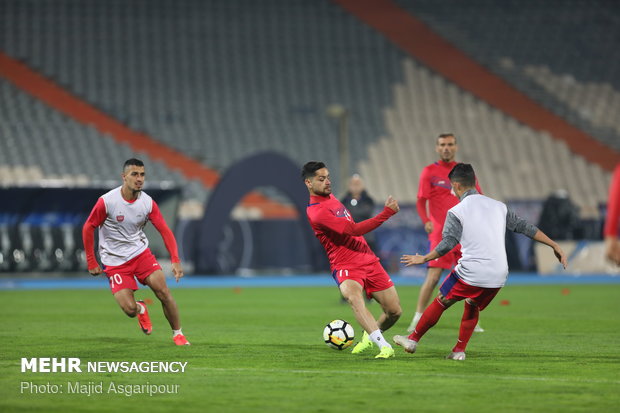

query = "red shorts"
[332,261,394,299]
[439,271,500,310]
[428,230,461,270]
[103,249,162,294]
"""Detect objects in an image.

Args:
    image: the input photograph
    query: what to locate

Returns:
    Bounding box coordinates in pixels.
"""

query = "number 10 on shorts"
[110,273,123,288]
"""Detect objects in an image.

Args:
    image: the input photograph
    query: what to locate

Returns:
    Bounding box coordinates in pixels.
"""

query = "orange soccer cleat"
[136,300,152,335]
[173,334,191,346]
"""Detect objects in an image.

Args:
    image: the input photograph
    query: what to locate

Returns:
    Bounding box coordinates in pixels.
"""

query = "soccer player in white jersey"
[394,163,567,360]
[82,158,190,346]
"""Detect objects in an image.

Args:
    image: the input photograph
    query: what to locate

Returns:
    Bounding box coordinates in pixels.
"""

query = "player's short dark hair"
[448,163,476,187]
[123,158,144,171]
[301,161,326,180]
[437,133,457,143]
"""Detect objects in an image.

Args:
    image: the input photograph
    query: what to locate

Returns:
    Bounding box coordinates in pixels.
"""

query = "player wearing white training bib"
[97,185,153,266]
[449,193,509,288]
[394,163,567,360]
[83,158,190,346]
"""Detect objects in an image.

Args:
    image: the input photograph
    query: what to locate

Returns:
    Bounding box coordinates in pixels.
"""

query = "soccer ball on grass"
[323,319,354,350]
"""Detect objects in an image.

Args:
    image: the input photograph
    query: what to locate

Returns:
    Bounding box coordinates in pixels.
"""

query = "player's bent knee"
[121,303,138,317]
[437,294,455,307]
[465,298,479,307]
[385,303,403,319]
[342,293,357,304]
[389,306,403,319]
[342,293,364,308]
[384,305,402,320]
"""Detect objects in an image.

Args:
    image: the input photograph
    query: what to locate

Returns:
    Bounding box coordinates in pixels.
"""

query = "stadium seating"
[0,78,188,189]
[393,0,620,151]
[0,0,401,188]
[359,59,611,217]
[522,65,620,145]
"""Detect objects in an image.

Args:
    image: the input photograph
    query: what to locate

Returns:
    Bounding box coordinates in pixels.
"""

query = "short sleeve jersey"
[306,194,379,270]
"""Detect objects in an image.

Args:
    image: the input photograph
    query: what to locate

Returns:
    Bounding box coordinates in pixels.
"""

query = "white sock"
[136,302,145,314]
[369,329,392,349]
[173,329,183,337]
[413,312,423,322]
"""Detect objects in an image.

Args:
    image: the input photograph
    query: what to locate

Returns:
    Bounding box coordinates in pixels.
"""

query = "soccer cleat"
[474,323,485,333]
[374,346,395,359]
[393,335,418,353]
[136,300,152,335]
[351,331,374,354]
[173,334,191,346]
[406,313,422,333]
[446,351,466,360]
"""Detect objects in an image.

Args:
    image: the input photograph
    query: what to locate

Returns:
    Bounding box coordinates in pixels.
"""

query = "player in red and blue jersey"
[407,133,483,332]
[303,161,402,359]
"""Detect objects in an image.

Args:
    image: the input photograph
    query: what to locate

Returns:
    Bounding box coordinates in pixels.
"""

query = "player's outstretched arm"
[506,208,567,269]
[317,196,399,237]
[344,197,398,236]
[531,230,567,269]
[402,211,461,266]
[401,249,440,266]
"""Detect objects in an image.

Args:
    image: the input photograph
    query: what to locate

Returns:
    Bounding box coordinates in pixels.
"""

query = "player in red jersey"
[303,161,402,359]
[82,158,190,345]
[604,163,620,265]
[407,133,483,333]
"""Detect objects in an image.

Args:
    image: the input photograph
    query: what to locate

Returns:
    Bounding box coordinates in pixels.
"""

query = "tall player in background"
[83,158,190,346]
[407,133,484,333]
[303,161,402,359]
[604,163,620,265]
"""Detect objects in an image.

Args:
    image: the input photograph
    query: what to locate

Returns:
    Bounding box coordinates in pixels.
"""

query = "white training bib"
[450,194,509,288]
[98,186,153,266]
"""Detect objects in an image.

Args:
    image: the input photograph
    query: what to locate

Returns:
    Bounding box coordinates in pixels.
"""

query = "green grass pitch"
[1,283,619,412]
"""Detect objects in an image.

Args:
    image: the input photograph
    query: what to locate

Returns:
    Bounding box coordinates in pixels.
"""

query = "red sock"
[453,300,479,352]
[408,297,447,342]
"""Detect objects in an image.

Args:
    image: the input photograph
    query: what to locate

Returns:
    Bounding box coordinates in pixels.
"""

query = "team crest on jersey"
[116,215,125,222]
[334,208,352,222]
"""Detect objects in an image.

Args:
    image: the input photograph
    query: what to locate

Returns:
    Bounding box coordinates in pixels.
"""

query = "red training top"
[604,163,620,237]
[306,194,395,270]
[416,160,482,228]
